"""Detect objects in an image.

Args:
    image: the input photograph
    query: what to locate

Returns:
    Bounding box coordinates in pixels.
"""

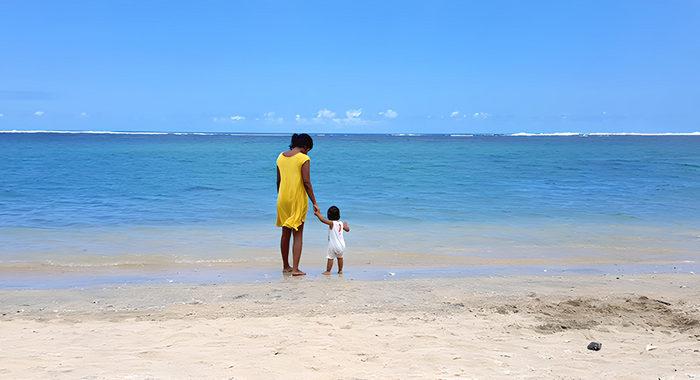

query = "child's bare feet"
[291,270,306,276]
[338,270,343,274]
[322,271,331,275]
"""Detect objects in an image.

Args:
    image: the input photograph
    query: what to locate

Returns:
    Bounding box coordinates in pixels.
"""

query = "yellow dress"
[276,152,310,230]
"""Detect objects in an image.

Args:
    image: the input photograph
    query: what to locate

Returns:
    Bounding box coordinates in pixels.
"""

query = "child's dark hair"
[327,206,340,221]
[290,133,314,150]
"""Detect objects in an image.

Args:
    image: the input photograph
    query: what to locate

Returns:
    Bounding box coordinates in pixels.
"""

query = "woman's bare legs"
[280,227,293,272]
[291,223,306,276]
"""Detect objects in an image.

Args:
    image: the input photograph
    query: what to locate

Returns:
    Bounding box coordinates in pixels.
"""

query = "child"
[314,206,350,275]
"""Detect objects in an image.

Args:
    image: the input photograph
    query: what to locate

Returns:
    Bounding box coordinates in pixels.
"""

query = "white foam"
[510,132,700,137]
[511,132,581,137]
[0,130,293,136]
[0,130,169,135]
[588,132,700,136]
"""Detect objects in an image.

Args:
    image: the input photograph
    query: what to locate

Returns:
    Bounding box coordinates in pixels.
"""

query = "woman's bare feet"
[291,270,306,276]
[338,270,343,274]
[322,271,331,275]
[283,266,293,273]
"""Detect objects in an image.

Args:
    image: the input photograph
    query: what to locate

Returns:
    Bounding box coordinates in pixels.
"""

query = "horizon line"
[1,130,700,137]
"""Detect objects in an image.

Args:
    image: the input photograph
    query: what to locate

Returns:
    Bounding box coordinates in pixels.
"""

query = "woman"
[276,133,319,276]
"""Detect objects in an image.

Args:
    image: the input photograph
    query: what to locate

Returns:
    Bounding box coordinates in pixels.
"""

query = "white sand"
[1,274,699,379]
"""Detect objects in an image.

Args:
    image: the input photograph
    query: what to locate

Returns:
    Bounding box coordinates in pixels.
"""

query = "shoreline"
[1,260,699,290]
[1,274,698,379]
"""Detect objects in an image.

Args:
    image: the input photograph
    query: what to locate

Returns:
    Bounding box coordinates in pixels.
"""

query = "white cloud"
[473,112,490,118]
[80,112,88,117]
[213,115,245,123]
[341,109,368,125]
[300,108,379,126]
[0,114,3,117]
[34,111,44,116]
[450,111,459,117]
[316,109,336,118]
[379,109,398,118]
[309,109,339,124]
[263,111,283,123]
[295,114,310,124]
[346,109,362,118]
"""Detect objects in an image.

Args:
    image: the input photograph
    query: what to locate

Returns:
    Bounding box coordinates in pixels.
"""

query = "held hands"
[313,203,320,215]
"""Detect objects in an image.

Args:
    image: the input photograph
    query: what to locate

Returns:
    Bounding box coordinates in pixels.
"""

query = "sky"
[1,1,699,134]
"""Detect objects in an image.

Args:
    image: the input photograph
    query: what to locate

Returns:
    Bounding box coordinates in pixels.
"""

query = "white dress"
[326,220,345,259]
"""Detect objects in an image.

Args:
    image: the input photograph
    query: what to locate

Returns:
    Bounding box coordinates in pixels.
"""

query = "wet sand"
[1,273,699,379]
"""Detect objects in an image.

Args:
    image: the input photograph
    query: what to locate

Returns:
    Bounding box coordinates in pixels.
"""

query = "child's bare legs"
[323,259,333,275]
[291,223,306,276]
[337,258,343,274]
[280,227,293,272]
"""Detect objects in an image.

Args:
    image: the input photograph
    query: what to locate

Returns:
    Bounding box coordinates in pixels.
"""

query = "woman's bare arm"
[276,166,281,193]
[301,160,319,213]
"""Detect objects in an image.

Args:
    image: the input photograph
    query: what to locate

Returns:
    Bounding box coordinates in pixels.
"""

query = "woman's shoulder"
[289,152,310,163]
[277,151,309,164]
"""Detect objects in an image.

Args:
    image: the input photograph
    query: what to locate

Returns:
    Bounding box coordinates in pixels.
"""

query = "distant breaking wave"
[0,130,170,135]
[0,130,289,136]
[510,132,700,137]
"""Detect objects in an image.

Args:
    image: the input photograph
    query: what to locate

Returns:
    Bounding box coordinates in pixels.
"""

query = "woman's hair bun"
[290,133,313,150]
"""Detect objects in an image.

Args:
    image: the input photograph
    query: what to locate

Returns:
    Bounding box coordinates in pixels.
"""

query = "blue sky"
[1,1,698,133]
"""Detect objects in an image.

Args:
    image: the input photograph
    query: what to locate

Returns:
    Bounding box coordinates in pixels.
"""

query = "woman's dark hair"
[290,133,314,150]
[327,206,340,221]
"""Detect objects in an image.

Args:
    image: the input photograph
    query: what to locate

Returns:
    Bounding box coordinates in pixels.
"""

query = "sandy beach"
[1,273,699,379]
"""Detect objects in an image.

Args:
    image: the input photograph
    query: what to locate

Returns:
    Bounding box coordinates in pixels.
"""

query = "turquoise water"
[1,132,699,285]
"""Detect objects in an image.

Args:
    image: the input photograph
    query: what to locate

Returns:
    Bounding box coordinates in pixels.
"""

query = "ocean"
[1,132,699,287]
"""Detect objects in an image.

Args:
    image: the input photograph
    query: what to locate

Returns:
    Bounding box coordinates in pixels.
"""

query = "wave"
[511,132,581,136]
[510,132,700,137]
[185,186,223,192]
[0,130,170,135]
[589,132,700,136]
[0,130,291,136]
[0,255,256,268]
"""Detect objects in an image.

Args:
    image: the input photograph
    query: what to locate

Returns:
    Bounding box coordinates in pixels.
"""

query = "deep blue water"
[2,133,698,227]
